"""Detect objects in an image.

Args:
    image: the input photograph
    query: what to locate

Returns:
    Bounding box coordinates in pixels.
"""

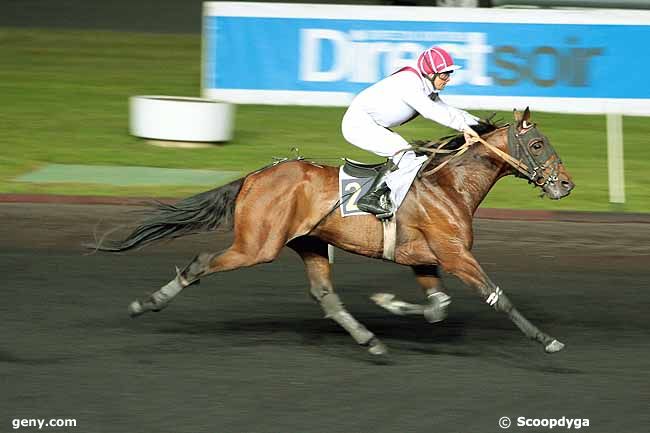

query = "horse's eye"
[530,141,543,152]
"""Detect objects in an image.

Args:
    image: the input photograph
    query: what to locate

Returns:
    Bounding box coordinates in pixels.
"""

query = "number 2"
[344,182,362,212]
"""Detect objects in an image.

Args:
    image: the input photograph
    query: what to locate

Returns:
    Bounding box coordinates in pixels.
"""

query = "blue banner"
[202,3,650,112]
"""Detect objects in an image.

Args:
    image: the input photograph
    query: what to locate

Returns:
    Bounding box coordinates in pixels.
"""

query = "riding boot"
[357,165,394,218]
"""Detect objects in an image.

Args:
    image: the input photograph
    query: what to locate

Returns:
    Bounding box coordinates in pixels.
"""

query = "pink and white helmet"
[417,46,461,76]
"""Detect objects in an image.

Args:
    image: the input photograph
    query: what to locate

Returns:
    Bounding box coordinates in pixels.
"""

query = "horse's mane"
[410,116,505,167]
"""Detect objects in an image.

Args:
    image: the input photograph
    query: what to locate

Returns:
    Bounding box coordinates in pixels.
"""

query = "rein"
[413,126,530,179]
[414,125,557,186]
[473,132,532,179]
[416,139,471,178]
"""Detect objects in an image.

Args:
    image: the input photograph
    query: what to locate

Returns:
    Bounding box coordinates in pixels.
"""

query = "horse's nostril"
[561,180,572,190]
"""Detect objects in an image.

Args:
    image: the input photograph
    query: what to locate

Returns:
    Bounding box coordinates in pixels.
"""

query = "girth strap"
[382,217,397,261]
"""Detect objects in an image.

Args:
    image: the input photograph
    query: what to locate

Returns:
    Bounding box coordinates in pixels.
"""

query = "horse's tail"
[93,178,245,252]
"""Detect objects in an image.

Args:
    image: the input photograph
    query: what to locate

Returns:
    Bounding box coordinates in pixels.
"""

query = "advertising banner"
[203,2,650,114]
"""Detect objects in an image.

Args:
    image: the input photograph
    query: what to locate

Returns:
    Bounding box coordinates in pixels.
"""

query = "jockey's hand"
[463,127,480,144]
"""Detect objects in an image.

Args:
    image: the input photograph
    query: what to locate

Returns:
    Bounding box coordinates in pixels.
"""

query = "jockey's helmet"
[417,47,461,77]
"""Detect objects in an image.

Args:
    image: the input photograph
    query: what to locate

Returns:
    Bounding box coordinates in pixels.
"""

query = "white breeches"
[341,105,411,158]
[341,105,427,207]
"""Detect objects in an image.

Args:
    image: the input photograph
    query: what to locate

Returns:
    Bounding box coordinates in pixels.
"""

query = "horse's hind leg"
[289,237,387,356]
[129,229,287,317]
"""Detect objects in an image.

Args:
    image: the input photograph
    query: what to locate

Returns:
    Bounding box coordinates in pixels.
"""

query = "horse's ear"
[513,107,531,129]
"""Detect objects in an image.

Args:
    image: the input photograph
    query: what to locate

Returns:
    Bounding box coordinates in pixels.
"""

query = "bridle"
[506,122,562,188]
[416,123,561,189]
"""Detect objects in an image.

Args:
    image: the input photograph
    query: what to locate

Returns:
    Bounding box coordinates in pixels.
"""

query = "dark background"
[0,0,467,34]
[0,0,209,33]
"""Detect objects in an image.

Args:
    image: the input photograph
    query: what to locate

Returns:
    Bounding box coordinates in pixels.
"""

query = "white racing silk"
[341,66,479,211]
[345,66,479,132]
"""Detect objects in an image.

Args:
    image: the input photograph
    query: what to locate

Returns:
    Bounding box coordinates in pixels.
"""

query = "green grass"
[0,28,648,212]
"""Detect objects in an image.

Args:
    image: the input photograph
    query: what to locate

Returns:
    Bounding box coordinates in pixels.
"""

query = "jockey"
[341,46,481,217]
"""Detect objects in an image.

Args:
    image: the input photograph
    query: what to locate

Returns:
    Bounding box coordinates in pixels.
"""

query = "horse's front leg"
[439,249,564,353]
[371,265,451,323]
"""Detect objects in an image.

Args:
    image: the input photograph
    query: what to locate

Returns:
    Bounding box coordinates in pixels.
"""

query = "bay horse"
[96,108,574,356]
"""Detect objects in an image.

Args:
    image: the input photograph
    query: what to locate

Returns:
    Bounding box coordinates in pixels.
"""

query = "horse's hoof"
[128,300,145,317]
[366,337,388,356]
[424,292,451,323]
[545,339,565,353]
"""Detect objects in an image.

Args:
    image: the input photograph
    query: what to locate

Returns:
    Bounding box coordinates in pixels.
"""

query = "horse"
[95,107,574,357]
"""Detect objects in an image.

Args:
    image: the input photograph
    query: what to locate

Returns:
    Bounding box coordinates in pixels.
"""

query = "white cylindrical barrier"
[130,96,235,142]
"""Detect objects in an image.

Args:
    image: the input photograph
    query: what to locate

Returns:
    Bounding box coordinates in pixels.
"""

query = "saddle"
[339,159,389,218]
[342,158,391,178]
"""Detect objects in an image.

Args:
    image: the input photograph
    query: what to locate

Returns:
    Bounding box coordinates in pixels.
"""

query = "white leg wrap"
[331,311,374,345]
[152,268,187,306]
[321,293,373,345]
[424,291,452,323]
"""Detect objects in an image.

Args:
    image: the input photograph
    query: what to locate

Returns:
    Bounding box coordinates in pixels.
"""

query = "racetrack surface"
[2,203,649,433]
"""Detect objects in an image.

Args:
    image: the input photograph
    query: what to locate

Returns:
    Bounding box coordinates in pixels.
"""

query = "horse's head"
[507,107,575,200]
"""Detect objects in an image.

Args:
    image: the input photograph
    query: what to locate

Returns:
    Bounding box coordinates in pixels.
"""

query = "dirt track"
[2,203,649,433]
